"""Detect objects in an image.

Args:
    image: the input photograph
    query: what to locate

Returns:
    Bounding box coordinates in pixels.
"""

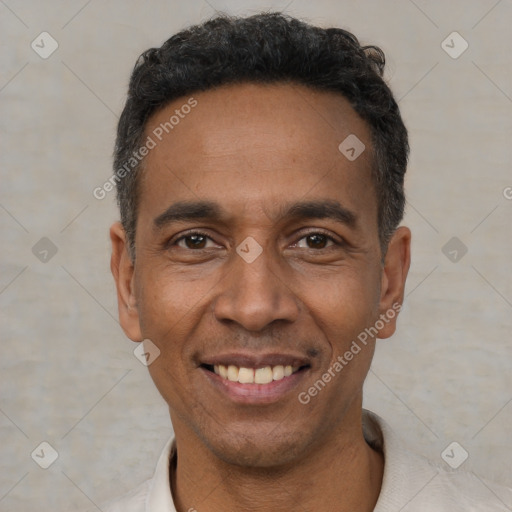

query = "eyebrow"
[153,200,222,229]
[281,200,357,228]
[153,199,357,230]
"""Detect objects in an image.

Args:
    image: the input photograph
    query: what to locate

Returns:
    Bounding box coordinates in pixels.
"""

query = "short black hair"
[114,12,409,259]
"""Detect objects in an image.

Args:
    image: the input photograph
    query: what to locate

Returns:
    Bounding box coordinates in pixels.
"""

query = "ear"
[110,222,143,342]
[376,226,411,339]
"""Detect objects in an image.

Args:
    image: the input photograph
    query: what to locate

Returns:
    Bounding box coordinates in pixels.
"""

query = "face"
[111,82,410,468]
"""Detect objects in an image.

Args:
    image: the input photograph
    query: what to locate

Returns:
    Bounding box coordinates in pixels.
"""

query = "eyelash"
[171,230,214,248]
[170,229,342,250]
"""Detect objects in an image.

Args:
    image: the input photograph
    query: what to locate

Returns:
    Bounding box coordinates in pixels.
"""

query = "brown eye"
[175,233,215,250]
[306,234,328,249]
[185,235,206,249]
[296,233,335,249]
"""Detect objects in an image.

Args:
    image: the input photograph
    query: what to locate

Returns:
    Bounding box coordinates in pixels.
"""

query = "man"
[104,12,512,512]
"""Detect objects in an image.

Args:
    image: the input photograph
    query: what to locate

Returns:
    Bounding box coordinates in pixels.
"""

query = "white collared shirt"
[96,409,512,511]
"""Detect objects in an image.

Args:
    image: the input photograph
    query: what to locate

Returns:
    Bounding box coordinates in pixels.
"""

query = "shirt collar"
[363,409,438,511]
[145,436,177,512]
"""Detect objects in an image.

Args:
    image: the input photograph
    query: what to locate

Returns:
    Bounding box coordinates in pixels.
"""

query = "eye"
[295,232,337,249]
[174,231,218,250]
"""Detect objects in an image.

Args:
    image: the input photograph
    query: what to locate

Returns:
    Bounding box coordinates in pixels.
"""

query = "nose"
[212,243,300,332]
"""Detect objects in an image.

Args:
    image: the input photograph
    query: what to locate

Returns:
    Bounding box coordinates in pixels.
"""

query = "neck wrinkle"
[169,409,384,512]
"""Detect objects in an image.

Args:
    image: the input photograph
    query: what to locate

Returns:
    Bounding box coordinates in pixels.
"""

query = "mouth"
[201,363,308,384]
[199,354,312,404]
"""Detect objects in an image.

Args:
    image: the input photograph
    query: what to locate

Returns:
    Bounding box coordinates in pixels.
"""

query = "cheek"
[302,266,382,387]
[146,359,199,430]
[136,263,215,333]
[134,268,201,399]
[307,265,381,328]
[137,271,200,414]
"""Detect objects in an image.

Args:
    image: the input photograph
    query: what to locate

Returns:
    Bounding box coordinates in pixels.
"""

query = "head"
[110,12,411,468]
[114,12,408,261]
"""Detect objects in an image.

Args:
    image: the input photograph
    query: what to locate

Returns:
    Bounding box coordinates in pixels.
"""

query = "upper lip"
[200,352,312,369]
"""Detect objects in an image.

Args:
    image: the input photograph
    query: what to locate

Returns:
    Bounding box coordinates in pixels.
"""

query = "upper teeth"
[213,364,298,384]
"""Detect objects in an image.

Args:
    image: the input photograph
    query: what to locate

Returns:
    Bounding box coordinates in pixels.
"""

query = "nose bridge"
[235,245,278,300]
[213,239,299,331]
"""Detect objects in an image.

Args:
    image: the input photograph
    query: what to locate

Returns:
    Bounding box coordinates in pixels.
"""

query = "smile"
[199,353,312,403]
[208,364,301,384]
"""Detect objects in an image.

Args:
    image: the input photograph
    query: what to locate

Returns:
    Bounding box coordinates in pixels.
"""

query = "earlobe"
[377,226,411,339]
[110,222,143,342]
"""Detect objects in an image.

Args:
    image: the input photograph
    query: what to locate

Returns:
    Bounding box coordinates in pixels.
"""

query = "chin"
[201,424,312,469]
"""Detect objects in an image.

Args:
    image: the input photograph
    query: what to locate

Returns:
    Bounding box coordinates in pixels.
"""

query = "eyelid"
[167,227,345,250]
[292,228,344,246]
[168,229,219,248]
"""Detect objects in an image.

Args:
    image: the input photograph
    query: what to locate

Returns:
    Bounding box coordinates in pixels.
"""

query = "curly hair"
[114,12,409,259]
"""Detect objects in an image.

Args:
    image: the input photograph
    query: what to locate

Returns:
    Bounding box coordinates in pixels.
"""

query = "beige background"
[1,0,511,510]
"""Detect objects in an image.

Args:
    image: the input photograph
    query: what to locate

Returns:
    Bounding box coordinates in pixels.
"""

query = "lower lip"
[200,367,309,404]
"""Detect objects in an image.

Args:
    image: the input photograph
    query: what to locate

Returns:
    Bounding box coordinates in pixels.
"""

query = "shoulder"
[363,410,512,511]
[411,460,512,511]
[96,479,151,512]
[81,436,176,512]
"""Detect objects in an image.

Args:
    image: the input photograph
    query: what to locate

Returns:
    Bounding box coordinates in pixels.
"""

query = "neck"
[170,406,384,512]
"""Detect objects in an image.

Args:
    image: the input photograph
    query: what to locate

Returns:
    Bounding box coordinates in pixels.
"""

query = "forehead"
[139,82,376,224]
